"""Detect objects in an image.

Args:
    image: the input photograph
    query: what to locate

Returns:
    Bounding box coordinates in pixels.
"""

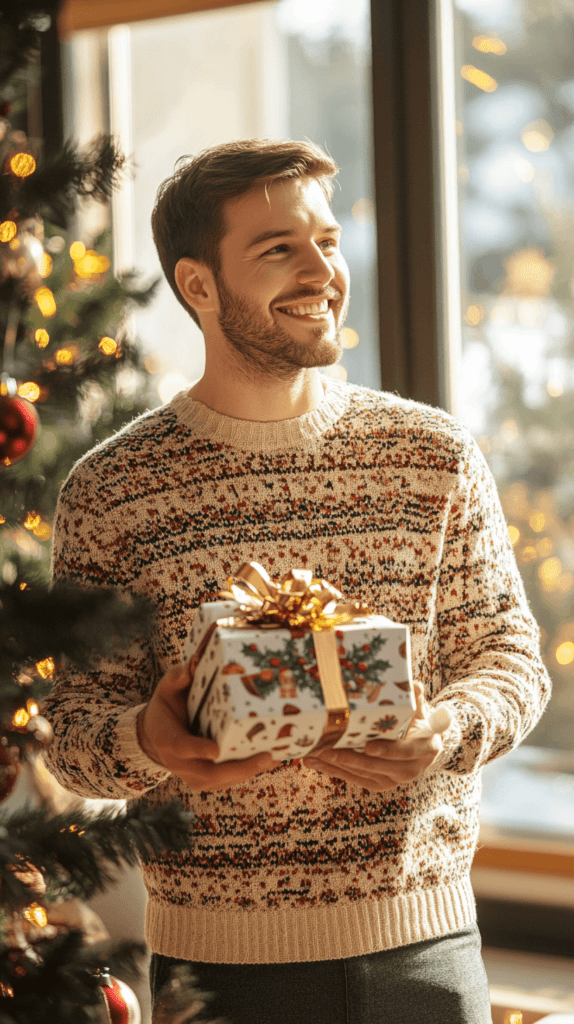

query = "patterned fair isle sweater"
[45,378,551,965]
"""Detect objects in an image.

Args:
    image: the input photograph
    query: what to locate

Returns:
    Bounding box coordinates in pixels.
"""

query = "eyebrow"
[246,224,342,250]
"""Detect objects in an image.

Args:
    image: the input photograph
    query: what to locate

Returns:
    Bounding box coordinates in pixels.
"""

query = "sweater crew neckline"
[170,377,351,451]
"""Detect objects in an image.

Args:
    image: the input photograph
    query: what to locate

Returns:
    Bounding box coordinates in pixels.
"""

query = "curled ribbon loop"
[223,561,372,634]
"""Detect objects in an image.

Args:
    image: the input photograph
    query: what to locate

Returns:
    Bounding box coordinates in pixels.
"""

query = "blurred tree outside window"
[62,0,378,407]
[453,0,574,841]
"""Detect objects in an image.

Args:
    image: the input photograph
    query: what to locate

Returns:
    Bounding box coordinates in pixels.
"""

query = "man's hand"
[303,683,451,793]
[137,663,274,792]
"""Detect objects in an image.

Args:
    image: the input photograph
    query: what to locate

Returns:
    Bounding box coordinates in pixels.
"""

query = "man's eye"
[265,244,289,255]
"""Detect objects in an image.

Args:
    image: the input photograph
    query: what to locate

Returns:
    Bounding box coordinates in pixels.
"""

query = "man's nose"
[296,245,335,287]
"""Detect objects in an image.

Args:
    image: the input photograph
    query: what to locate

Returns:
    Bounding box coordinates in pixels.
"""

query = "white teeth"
[279,300,329,317]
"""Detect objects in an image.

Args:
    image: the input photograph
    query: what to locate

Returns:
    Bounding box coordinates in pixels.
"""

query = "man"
[46,139,550,1024]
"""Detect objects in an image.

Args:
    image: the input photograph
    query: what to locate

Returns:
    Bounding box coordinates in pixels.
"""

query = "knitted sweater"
[45,379,551,964]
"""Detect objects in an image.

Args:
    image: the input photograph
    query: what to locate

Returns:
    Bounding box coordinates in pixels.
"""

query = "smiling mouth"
[275,299,333,320]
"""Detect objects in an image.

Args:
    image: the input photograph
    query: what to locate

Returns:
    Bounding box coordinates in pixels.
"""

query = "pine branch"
[0,801,192,911]
[0,3,62,92]
[153,962,225,1024]
[14,138,129,227]
[0,930,146,1024]
[0,580,152,675]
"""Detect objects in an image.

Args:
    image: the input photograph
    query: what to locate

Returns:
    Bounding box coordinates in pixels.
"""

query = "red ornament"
[0,393,39,464]
[97,973,140,1024]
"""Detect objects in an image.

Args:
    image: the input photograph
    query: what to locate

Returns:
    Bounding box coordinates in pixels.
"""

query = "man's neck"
[188,362,326,423]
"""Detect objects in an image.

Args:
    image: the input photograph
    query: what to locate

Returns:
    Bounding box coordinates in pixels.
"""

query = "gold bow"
[224,561,371,633]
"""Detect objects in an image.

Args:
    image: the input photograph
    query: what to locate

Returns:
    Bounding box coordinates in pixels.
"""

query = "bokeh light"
[472,35,507,55]
[0,220,17,242]
[36,657,55,679]
[9,153,36,177]
[17,382,41,402]
[98,336,118,355]
[507,525,520,546]
[529,511,546,533]
[23,903,48,928]
[35,329,49,348]
[460,65,497,92]
[341,328,359,349]
[35,287,56,317]
[556,642,574,666]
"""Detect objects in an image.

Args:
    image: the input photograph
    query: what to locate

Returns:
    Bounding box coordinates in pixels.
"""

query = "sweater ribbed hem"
[170,377,351,451]
[144,877,476,964]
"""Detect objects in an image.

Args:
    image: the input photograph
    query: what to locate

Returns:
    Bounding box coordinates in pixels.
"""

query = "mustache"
[273,288,343,307]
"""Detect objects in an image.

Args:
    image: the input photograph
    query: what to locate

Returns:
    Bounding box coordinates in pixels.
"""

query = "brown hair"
[151,138,338,326]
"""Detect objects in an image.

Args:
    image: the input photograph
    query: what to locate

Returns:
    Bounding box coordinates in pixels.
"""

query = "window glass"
[63,0,378,403]
[452,0,574,839]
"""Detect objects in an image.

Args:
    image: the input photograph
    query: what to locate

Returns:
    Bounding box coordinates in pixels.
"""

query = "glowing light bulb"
[74,250,110,279]
[23,511,41,531]
[36,657,55,678]
[0,220,17,242]
[9,153,36,177]
[69,241,86,260]
[17,382,41,402]
[40,252,52,278]
[99,336,118,355]
[23,903,47,928]
[35,287,56,317]
[12,707,30,728]
[35,328,49,347]
[56,349,74,365]
[33,520,51,540]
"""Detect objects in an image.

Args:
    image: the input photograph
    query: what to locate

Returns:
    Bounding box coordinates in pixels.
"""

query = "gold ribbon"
[190,562,372,754]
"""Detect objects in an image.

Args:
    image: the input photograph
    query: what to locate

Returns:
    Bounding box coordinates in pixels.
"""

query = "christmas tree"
[0,6,213,1021]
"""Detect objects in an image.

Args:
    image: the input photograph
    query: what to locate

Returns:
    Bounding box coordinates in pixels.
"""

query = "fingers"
[140,662,277,791]
[304,741,440,791]
[184,752,275,792]
[304,755,400,792]
[412,680,426,719]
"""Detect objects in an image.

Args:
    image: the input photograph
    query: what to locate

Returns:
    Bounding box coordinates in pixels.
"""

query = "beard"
[214,272,349,381]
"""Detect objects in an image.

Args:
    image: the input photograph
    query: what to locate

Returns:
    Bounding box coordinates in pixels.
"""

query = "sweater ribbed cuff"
[115,704,172,788]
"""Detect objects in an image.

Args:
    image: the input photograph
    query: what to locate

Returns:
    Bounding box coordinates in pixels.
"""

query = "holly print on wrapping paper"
[238,630,392,708]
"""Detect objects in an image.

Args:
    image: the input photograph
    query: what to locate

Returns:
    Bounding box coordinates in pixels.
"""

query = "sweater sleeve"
[429,435,552,775]
[42,462,171,801]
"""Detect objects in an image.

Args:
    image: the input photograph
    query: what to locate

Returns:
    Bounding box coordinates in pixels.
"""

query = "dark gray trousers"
[150,923,492,1024]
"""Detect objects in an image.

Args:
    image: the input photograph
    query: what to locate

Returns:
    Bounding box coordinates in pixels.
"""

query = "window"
[452,0,574,845]
[62,0,378,403]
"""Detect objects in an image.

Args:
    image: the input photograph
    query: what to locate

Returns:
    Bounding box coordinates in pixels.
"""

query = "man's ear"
[174,258,218,315]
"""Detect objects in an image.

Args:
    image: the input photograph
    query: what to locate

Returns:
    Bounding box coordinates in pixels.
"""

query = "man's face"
[214,177,350,379]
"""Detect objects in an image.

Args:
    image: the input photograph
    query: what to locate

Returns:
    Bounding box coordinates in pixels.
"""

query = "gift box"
[183,563,416,763]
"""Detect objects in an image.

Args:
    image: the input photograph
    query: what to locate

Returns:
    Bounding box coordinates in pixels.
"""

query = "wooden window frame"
[58,0,267,35]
